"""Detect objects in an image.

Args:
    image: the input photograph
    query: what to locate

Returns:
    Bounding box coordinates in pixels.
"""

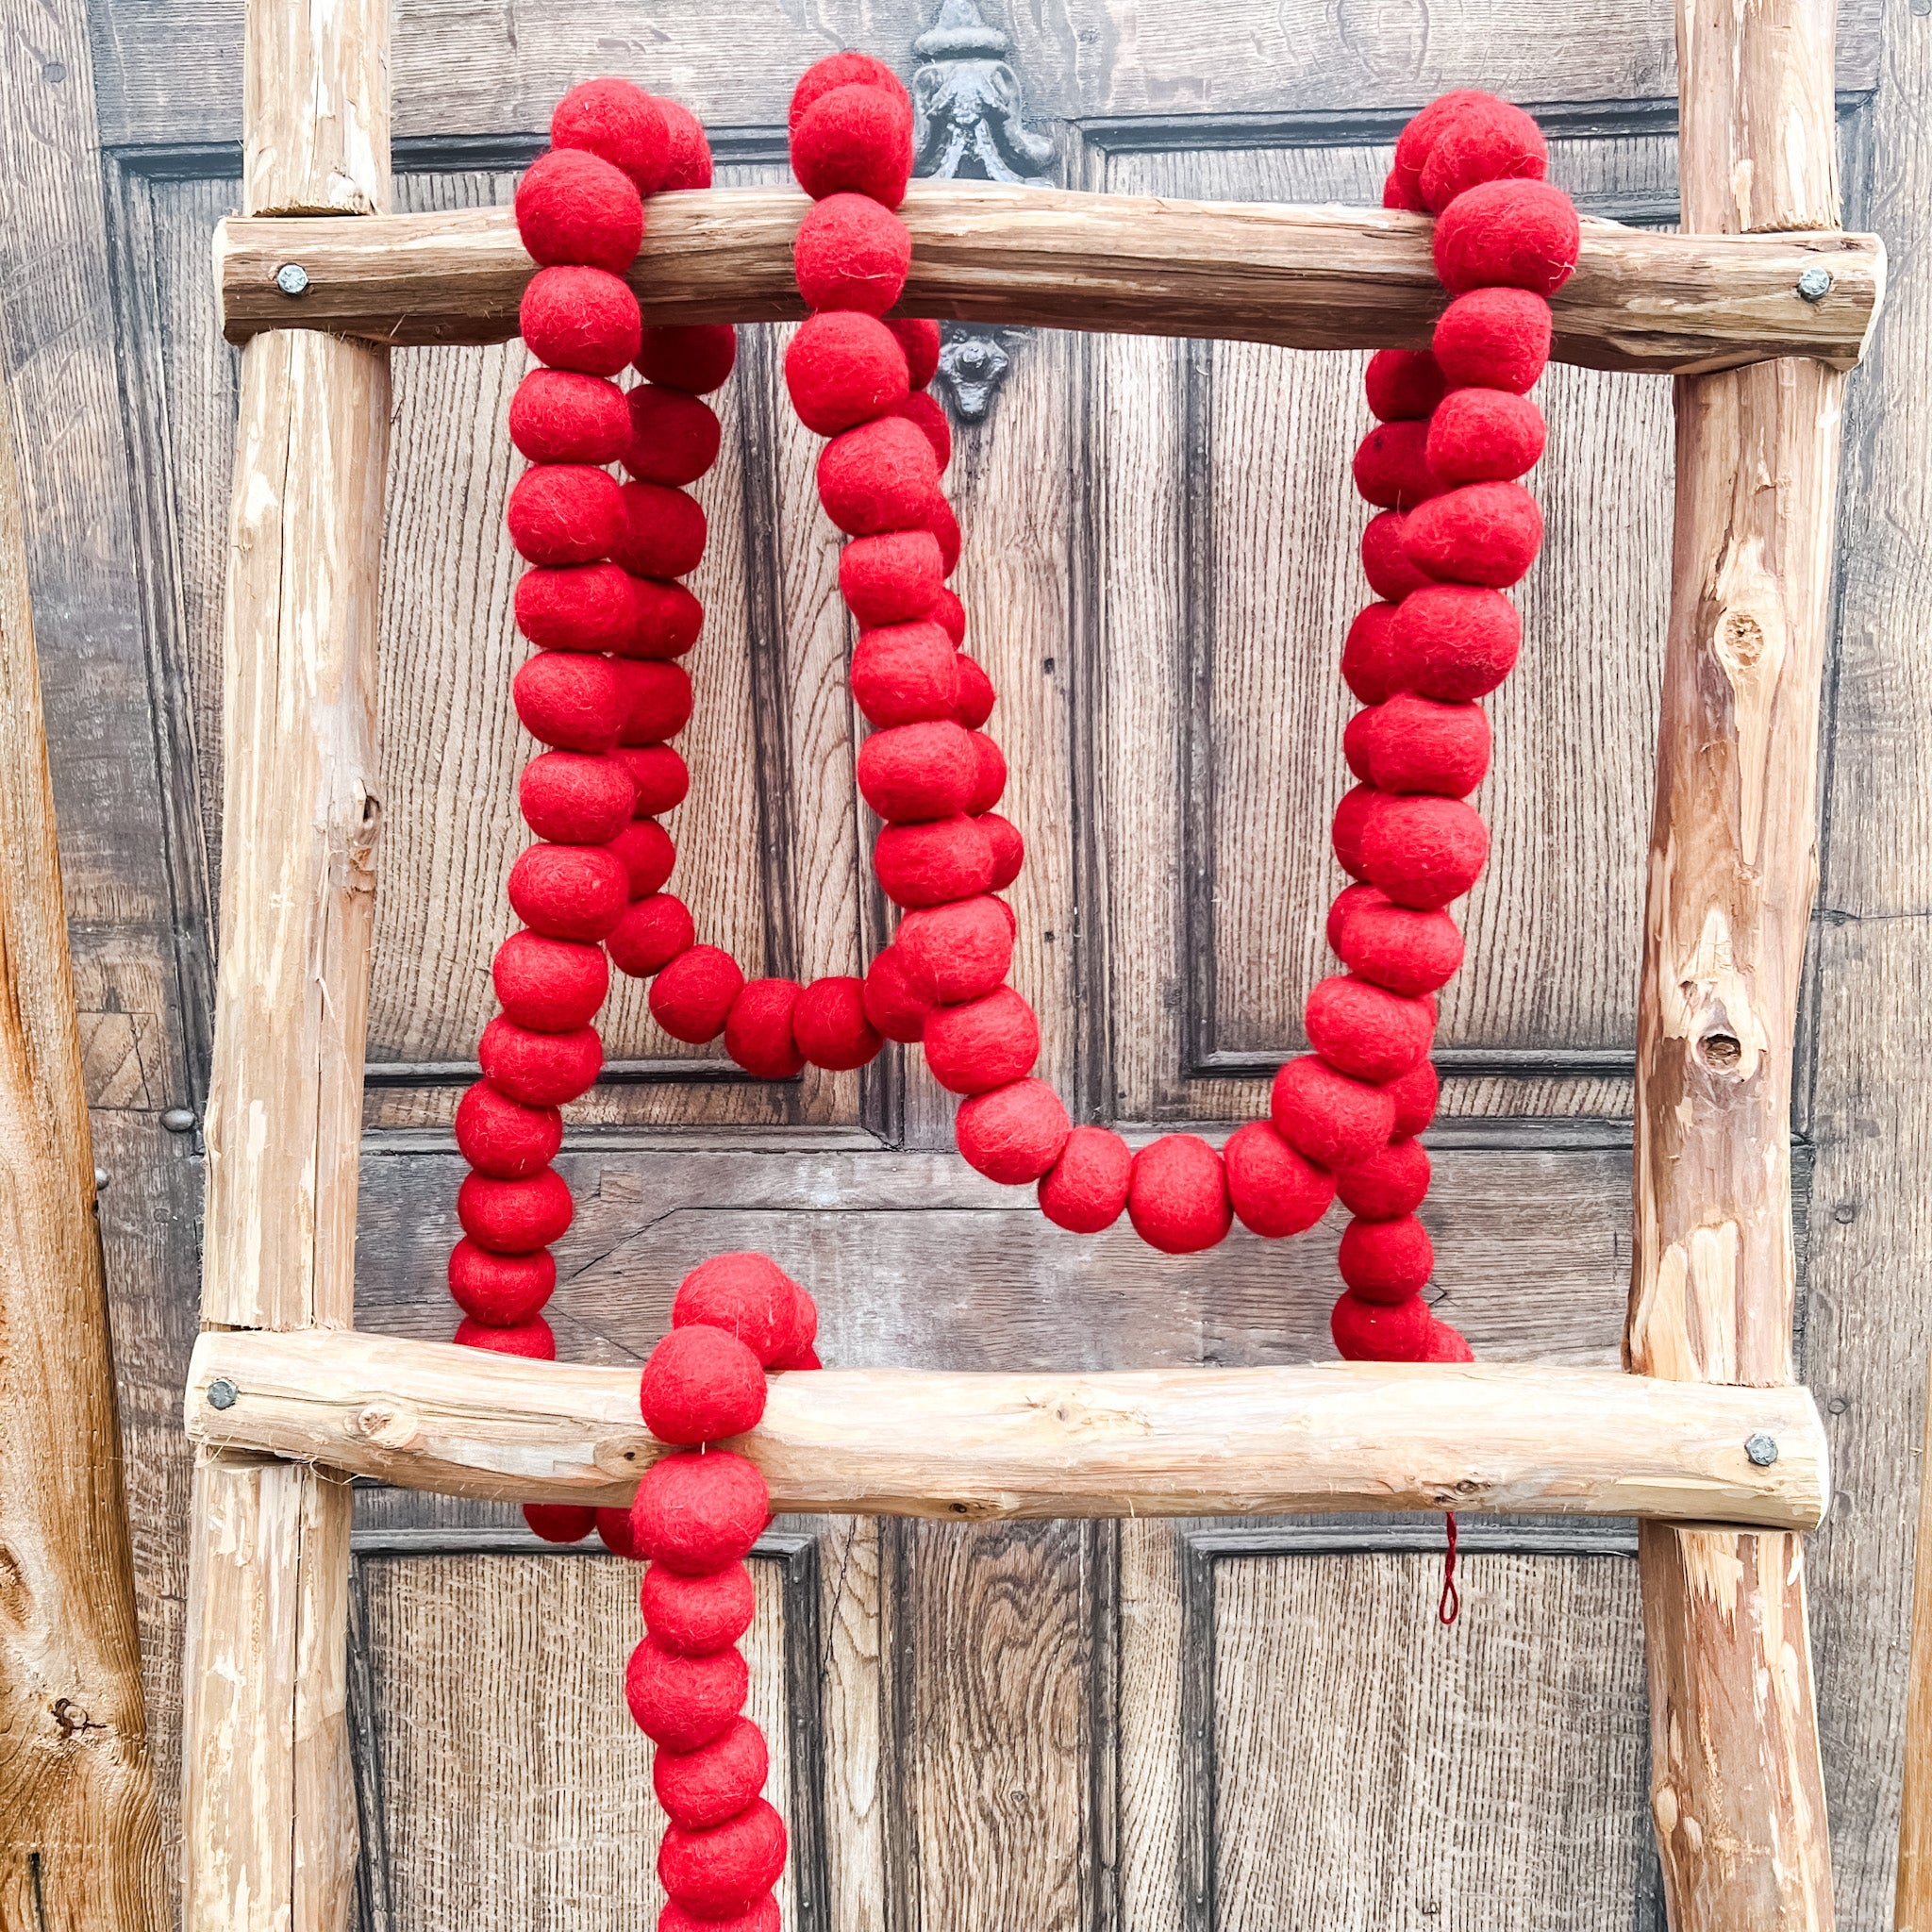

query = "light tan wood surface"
[1897,1349,1932,1930]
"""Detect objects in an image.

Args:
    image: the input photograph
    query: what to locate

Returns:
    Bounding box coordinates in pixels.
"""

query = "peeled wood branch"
[214,180,1885,375]
[186,1328,1830,1531]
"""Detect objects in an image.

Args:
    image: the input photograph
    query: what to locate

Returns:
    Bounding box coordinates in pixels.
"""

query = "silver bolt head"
[92,1166,108,1191]
[1745,1432,1780,1467]
[275,261,310,297]
[1796,266,1833,303]
[207,1377,240,1410]
[160,1106,197,1134]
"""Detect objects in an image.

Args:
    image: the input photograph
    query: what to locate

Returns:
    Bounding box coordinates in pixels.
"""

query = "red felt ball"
[478,1014,603,1106]
[1341,602,1401,705]
[1421,1316,1474,1362]
[791,976,883,1070]
[896,895,1014,1004]
[862,945,937,1042]
[516,562,638,651]
[515,147,643,272]
[965,733,1006,816]
[552,77,670,193]
[786,311,909,438]
[519,750,636,843]
[1363,349,1448,423]
[857,720,976,823]
[952,655,994,729]
[458,1166,575,1254]
[626,579,706,659]
[614,658,694,745]
[625,1634,748,1752]
[657,100,714,192]
[1353,420,1439,510]
[873,815,995,908]
[851,620,959,726]
[1036,1124,1132,1232]
[608,892,697,977]
[1359,691,1491,797]
[598,1506,643,1558]
[1335,895,1465,995]
[513,650,625,753]
[631,1449,770,1574]
[1339,1213,1435,1301]
[818,416,939,537]
[614,480,707,580]
[772,1301,822,1373]
[1331,781,1380,882]
[930,589,966,646]
[1271,1054,1395,1171]
[1418,97,1547,212]
[659,1800,788,1918]
[1359,793,1490,908]
[1386,1056,1441,1139]
[1342,707,1375,781]
[625,386,722,486]
[1387,89,1498,210]
[1324,882,1381,958]
[979,811,1024,890]
[643,1562,757,1657]
[508,842,630,941]
[651,945,745,1043]
[895,391,952,471]
[673,1253,808,1366]
[1434,179,1580,296]
[1306,974,1435,1084]
[923,985,1040,1094]
[510,370,632,465]
[1224,1119,1337,1238]
[508,463,625,567]
[954,1077,1072,1184]
[1360,511,1433,601]
[609,818,677,899]
[524,1502,595,1543]
[449,1236,556,1322]
[493,928,610,1031]
[638,325,738,395]
[642,1324,769,1444]
[659,1901,779,1932]
[1127,1134,1233,1255]
[521,264,641,376]
[456,1078,564,1180]
[924,497,962,575]
[1432,287,1552,394]
[1336,1137,1431,1220]
[1387,585,1522,701]
[455,1314,556,1357]
[839,529,944,626]
[654,1714,769,1830]
[724,978,806,1079]
[792,82,913,207]
[1330,1290,1434,1362]
[1426,388,1546,484]
[887,318,942,391]
[794,192,912,314]
[790,51,908,131]
[1404,481,1542,588]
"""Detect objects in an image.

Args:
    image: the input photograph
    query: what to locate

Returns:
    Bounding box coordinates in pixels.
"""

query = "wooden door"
[10,0,1922,1924]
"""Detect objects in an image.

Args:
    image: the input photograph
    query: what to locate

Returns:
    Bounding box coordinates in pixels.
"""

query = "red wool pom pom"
[1272,1054,1396,1171]
[1404,481,1542,588]
[642,1324,769,1444]
[673,1252,808,1366]
[615,658,694,744]
[924,985,1040,1094]
[790,51,908,131]
[456,1080,564,1180]
[924,497,961,575]
[786,311,909,438]
[1433,179,1580,296]
[1331,781,1380,882]
[1387,1056,1441,1139]
[520,750,636,844]
[1326,879,1384,955]
[552,77,670,193]
[659,1901,779,1932]
[980,811,1024,890]
[953,655,994,728]
[724,978,806,1079]
[449,1236,556,1323]
[1331,1290,1434,1361]
[1359,793,1490,908]
[1387,90,1498,210]
[456,1314,556,1357]
[1342,707,1376,781]
[818,417,939,537]
[516,562,638,651]
[521,264,641,376]
[651,945,746,1043]
[608,892,697,977]
[478,1014,603,1106]
[1387,585,1522,702]
[614,481,707,580]
[1425,389,1546,484]
[955,1078,1071,1184]
[1360,512,1433,601]
[1418,97,1548,212]
[863,945,937,1042]
[874,815,994,907]
[1334,894,1466,995]
[524,1502,595,1543]
[791,976,883,1070]
[1306,974,1434,1084]
[625,1635,749,1752]
[515,147,643,272]
[1363,348,1448,423]
[1432,287,1552,394]
[839,529,943,626]
[1352,420,1439,510]
[1359,692,1492,797]
[1341,603,1401,705]
[638,325,738,395]
[1339,1212,1435,1301]
[965,733,1006,815]
[887,318,942,390]
[1422,1316,1474,1362]
[508,464,625,567]
[852,621,959,726]
[1127,1135,1233,1255]
[608,818,677,899]
[791,83,913,207]
[895,391,952,470]
[493,928,610,1031]
[513,649,625,753]
[598,1507,643,1558]
[508,842,630,941]
[458,1167,575,1254]
[896,895,1014,1004]
[510,370,632,465]
[931,591,967,650]
[794,192,912,314]
[616,748,686,822]
[625,386,722,486]
[1037,1124,1133,1232]
[643,1562,757,1657]
[658,1800,788,1918]
[658,102,713,192]
[654,1715,770,1831]
[1224,1119,1337,1238]
[1336,1137,1431,1220]
[857,721,976,823]
[631,1449,770,1574]
[627,579,706,659]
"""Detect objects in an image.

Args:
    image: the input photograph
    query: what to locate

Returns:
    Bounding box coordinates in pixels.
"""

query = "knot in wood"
[350,1401,418,1449]
[1718,609,1767,670]
[1698,1030,1743,1071]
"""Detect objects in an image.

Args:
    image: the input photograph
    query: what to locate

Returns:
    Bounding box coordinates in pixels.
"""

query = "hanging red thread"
[1438,1511,1461,1625]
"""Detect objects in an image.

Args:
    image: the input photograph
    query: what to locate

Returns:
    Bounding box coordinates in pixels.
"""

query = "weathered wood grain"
[216,185,1885,372]
[1892,1350,1932,1931]
[244,0,389,213]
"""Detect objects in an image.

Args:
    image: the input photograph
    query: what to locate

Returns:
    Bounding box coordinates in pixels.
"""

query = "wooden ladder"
[178,0,1874,1924]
